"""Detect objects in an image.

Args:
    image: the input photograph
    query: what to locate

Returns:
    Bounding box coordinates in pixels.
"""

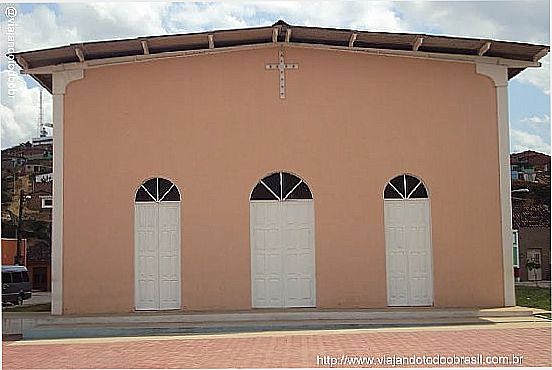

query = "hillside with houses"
[1,137,53,291]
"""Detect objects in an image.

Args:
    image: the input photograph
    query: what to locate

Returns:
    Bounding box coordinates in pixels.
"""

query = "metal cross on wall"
[265,48,298,99]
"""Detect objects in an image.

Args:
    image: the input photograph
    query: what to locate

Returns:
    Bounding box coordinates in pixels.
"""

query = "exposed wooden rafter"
[285,29,292,43]
[272,27,279,43]
[75,47,85,62]
[413,36,424,51]
[348,33,358,48]
[478,41,491,56]
[533,48,549,62]
[15,55,29,70]
[141,40,150,55]
[208,34,214,49]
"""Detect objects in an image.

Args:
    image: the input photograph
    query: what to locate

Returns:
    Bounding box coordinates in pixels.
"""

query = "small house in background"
[511,150,551,184]
[512,201,551,282]
[28,172,53,213]
[26,240,51,291]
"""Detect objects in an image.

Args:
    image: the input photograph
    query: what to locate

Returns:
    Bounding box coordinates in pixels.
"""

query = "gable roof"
[13,20,550,93]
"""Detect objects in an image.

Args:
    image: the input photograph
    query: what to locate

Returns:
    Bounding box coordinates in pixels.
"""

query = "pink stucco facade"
[61,46,504,314]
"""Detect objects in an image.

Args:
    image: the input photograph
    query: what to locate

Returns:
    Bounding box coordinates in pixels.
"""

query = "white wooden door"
[251,200,315,308]
[135,178,181,311]
[385,199,432,306]
[250,172,315,308]
[527,249,543,281]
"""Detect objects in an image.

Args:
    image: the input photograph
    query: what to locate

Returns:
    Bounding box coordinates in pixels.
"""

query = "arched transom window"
[251,172,313,201]
[384,174,428,199]
[135,177,181,202]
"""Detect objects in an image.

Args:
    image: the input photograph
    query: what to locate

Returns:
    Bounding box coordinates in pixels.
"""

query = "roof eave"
[12,22,550,93]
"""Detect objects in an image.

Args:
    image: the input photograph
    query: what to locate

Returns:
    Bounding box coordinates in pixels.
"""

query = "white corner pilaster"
[51,69,84,315]
[476,63,515,307]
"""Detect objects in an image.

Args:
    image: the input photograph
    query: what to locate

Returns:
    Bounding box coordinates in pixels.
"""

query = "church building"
[15,21,549,314]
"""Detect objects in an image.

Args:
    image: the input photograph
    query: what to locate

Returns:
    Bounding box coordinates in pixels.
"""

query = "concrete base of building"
[2,307,542,340]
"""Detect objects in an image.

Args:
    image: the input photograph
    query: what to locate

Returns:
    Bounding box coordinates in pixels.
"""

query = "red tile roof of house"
[511,150,551,167]
[512,200,551,228]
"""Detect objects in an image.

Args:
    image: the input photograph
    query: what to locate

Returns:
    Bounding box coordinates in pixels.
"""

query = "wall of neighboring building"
[518,227,551,281]
[1,238,26,265]
[27,261,51,291]
[62,46,503,314]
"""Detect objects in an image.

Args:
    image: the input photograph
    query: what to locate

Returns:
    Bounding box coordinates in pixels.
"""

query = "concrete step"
[4,307,538,340]
[20,307,537,326]
[22,317,509,340]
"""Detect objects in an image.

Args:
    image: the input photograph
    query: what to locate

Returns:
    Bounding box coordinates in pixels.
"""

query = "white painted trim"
[476,63,515,306]
[476,63,508,87]
[52,70,85,94]
[51,69,84,315]
[22,42,540,77]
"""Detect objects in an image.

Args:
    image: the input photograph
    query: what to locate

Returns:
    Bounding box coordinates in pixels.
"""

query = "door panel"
[251,202,283,308]
[385,201,408,306]
[405,200,432,306]
[282,201,315,307]
[135,203,159,310]
[158,203,181,310]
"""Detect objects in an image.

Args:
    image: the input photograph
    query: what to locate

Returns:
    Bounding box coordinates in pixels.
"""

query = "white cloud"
[396,0,549,43]
[511,129,551,154]
[1,71,52,149]
[0,3,171,54]
[521,114,550,124]
[515,55,550,95]
[165,2,404,33]
[58,3,170,42]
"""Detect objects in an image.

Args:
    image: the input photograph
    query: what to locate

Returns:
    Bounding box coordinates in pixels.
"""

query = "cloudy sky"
[0,1,550,153]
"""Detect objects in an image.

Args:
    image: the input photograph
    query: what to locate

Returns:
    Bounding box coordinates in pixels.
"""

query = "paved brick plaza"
[3,323,551,369]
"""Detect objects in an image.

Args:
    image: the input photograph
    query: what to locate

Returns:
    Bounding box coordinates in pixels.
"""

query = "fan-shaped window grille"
[135,178,181,202]
[251,172,313,201]
[384,174,428,199]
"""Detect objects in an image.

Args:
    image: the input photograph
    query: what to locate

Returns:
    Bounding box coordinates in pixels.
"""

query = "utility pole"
[14,189,24,265]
